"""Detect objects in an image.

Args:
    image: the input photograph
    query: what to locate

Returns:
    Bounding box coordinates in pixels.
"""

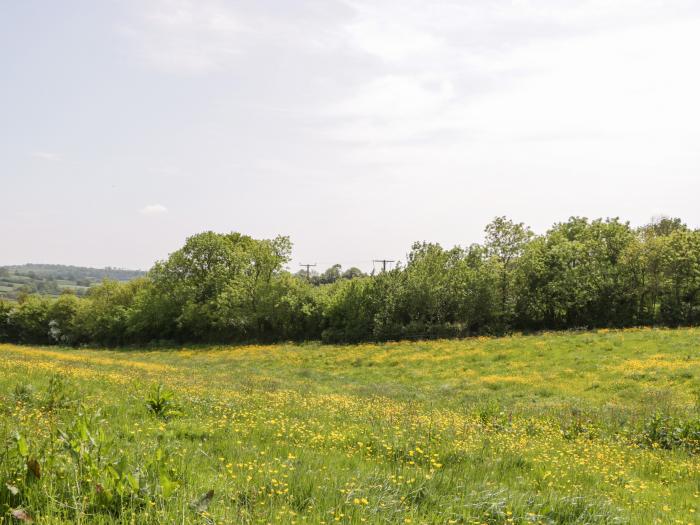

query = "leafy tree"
[515,218,638,328]
[342,267,366,280]
[259,273,322,340]
[48,291,83,345]
[10,295,52,344]
[647,216,687,237]
[0,300,16,341]
[75,279,145,346]
[146,231,291,341]
[321,278,377,343]
[316,264,342,285]
[659,229,700,325]
[484,217,533,325]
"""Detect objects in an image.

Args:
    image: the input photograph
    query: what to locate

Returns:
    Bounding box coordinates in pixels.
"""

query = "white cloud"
[326,0,700,150]
[31,151,61,161]
[124,0,241,74]
[331,75,454,119]
[346,14,444,63]
[324,75,457,142]
[140,204,168,215]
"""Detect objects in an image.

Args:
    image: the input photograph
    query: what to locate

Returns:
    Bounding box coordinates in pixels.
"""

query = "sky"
[2,0,700,272]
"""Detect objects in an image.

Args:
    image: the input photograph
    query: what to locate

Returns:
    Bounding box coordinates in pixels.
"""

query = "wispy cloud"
[325,75,457,142]
[119,0,700,163]
[325,0,700,150]
[123,0,241,74]
[140,204,168,215]
[31,151,61,161]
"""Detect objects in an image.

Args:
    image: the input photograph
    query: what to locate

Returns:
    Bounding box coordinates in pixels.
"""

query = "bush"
[638,413,700,453]
[0,300,17,341]
[10,295,52,344]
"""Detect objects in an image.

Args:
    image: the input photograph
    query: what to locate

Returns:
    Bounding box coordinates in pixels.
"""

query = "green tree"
[75,279,145,346]
[659,229,700,325]
[0,300,16,341]
[316,264,342,285]
[321,277,377,343]
[341,267,366,280]
[11,295,52,344]
[48,291,83,344]
[515,218,638,328]
[484,217,533,326]
[146,231,291,341]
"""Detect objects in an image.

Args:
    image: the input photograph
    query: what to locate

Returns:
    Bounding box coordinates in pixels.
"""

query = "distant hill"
[0,264,146,301]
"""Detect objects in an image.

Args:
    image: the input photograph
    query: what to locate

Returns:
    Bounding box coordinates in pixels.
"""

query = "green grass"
[1,328,699,524]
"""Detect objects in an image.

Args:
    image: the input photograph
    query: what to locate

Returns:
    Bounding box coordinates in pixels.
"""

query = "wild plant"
[146,383,181,419]
[57,410,181,514]
[12,383,35,404]
[41,374,75,411]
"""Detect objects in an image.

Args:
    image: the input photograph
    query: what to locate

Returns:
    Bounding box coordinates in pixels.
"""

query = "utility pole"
[299,263,316,280]
[373,259,395,273]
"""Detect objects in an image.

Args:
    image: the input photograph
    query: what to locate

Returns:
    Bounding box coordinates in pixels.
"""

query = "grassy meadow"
[1,328,699,524]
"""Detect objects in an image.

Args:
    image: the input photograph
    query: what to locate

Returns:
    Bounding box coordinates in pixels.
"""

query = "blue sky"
[2,0,700,271]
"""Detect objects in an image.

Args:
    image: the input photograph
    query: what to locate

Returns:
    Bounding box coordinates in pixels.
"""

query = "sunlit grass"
[1,328,699,523]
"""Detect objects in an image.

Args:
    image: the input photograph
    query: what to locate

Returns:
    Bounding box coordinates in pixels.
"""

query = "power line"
[299,263,316,280]
[373,259,395,273]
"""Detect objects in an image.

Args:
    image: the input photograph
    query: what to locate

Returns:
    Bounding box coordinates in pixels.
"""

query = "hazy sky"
[2,1,700,272]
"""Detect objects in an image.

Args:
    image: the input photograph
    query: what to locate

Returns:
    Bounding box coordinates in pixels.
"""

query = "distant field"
[0,264,144,300]
[1,329,699,524]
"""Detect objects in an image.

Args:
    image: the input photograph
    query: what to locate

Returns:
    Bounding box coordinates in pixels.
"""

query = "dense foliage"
[2,216,700,346]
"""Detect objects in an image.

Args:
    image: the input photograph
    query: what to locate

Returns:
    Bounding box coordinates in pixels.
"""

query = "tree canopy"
[2,217,700,346]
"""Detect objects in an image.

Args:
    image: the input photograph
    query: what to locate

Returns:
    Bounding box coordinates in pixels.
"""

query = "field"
[1,329,699,524]
[0,265,144,301]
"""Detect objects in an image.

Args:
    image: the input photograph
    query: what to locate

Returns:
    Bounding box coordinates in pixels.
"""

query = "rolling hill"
[0,264,146,301]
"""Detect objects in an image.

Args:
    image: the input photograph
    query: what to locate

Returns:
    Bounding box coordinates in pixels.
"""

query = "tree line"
[1,216,699,346]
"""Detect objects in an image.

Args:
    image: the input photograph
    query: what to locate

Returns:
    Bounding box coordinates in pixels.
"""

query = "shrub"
[638,413,700,453]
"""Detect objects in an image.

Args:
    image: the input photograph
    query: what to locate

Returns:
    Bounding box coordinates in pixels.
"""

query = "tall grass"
[1,328,699,523]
